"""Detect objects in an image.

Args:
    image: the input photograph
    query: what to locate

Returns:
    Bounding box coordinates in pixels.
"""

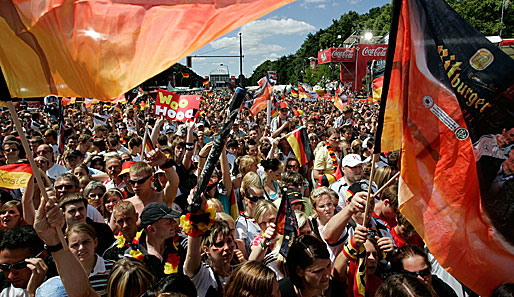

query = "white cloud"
[317,4,326,8]
[240,18,315,44]
[245,44,286,55]
[210,37,239,49]
[347,0,362,4]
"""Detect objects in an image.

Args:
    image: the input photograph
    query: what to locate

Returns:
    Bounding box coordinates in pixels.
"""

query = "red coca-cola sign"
[360,46,387,57]
[318,48,356,64]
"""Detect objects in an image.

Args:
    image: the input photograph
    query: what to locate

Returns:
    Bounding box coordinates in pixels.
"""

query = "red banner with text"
[153,89,200,121]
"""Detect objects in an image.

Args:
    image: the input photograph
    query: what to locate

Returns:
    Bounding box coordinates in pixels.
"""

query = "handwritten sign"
[153,89,200,121]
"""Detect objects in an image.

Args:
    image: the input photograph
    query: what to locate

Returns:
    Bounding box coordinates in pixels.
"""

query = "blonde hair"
[373,166,394,189]
[309,186,332,208]
[207,198,225,213]
[130,162,152,176]
[237,155,258,176]
[240,172,263,197]
[253,200,277,224]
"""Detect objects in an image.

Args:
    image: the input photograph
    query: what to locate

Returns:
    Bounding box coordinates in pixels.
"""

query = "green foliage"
[248,0,509,85]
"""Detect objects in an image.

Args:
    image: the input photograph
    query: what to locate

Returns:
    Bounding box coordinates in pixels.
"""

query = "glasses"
[286,164,299,170]
[0,251,43,272]
[4,148,18,152]
[88,193,103,199]
[404,267,431,278]
[247,196,264,202]
[129,175,151,185]
[56,184,75,191]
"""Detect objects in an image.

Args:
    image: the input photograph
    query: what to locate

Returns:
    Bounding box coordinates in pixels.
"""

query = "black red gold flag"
[376,0,514,295]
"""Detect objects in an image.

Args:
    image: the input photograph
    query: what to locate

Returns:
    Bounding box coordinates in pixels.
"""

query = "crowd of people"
[0,89,511,297]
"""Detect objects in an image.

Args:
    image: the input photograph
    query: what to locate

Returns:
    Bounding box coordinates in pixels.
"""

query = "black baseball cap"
[140,202,181,228]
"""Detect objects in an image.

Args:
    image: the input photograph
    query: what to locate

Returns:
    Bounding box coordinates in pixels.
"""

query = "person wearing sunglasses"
[125,149,179,223]
[0,226,48,296]
[236,172,266,255]
[392,244,458,297]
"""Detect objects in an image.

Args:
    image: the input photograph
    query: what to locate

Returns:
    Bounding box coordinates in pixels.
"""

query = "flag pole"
[5,100,68,250]
[141,123,149,160]
[371,171,400,198]
[362,153,378,226]
[279,126,305,140]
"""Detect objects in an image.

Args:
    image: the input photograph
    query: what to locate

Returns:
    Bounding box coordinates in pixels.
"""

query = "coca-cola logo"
[361,46,387,57]
[331,49,354,59]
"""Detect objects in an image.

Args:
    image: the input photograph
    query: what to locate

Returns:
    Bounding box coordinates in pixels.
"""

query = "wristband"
[159,157,176,170]
[185,143,194,151]
[44,243,63,253]
[260,240,270,250]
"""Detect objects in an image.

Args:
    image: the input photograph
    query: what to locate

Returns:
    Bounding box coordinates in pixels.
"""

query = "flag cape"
[0,0,294,99]
[0,163,33,189]
[377,0,514,295]
[276,187,300,258]
[286,127,313,167]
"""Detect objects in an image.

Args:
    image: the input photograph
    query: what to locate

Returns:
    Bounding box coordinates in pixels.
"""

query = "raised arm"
[146,148,179,206]
[22,177,36,225]
[182,120,195,171]
[34,197,99,297]
[324,192,366,244]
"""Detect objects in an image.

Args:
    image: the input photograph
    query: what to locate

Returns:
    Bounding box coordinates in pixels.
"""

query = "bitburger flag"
[286,127,313,167]
[0,0,294,99]
[0,163,33,189]
[376,0,514,295]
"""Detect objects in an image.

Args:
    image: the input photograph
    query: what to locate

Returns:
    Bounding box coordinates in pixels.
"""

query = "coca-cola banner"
[356,44,388,90]
[317,48,356,64]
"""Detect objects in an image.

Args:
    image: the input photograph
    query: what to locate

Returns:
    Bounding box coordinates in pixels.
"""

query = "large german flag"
[376,0,514,295]
[286,127,313,167]
[0,163,33,189]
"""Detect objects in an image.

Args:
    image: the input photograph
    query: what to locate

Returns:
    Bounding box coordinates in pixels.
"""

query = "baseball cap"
[279,102,289,110]
[66,150,83,159]
[140,202,181,228]
[286,188,303,205]
[341,154,363,167]
[119,161,135,176]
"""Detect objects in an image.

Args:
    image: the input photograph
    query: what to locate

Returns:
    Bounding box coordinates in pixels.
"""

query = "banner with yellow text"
[0,164,33,189]
[154,89,200,122]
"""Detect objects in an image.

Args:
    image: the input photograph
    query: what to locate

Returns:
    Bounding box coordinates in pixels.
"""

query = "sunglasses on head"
[129,175,151,185]
[403,267,430,278]
[56,184,74,190]
[247,195,264,203]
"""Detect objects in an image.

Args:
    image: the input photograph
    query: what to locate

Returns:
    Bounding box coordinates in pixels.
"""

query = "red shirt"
[391,226,424,248]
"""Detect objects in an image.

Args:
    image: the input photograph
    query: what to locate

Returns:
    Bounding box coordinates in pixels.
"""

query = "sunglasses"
[404,267,431,278]
[88,193,103,199]
[129,175,151,185]
[286,164,299,170]
[4,148,18,152]
[56,184,75,190]
[0,251,43,272]
[247,196,265,203]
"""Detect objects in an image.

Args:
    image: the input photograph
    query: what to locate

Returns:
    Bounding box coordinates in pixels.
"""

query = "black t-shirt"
[432,275,459,297]
[85,218,115,255]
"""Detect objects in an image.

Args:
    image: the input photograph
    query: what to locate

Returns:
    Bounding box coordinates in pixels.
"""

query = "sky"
[180,0,391,79]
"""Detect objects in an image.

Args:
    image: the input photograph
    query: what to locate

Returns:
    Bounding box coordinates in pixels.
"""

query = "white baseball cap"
[341,154,364,167]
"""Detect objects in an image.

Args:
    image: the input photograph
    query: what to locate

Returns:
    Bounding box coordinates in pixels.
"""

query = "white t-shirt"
[87,205,105,223]
[0,285,27,297]
[190,262,229,297]
[47,163,68,181]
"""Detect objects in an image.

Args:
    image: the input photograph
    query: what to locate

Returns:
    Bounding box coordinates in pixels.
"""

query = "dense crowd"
[0,90,511,297]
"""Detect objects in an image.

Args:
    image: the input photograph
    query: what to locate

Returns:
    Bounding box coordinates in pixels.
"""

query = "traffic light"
[186,56,192,68]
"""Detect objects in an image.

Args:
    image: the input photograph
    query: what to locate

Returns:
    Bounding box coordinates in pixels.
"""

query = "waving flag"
[182,73,190,79]
[203,79,210,87]
[372,76,384,103]
[286,127,313,167]
[376,0,514,295]
[250,75,274,115]
[0,0,294,100]
[291,87,298,98]
[298,82,311,100]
